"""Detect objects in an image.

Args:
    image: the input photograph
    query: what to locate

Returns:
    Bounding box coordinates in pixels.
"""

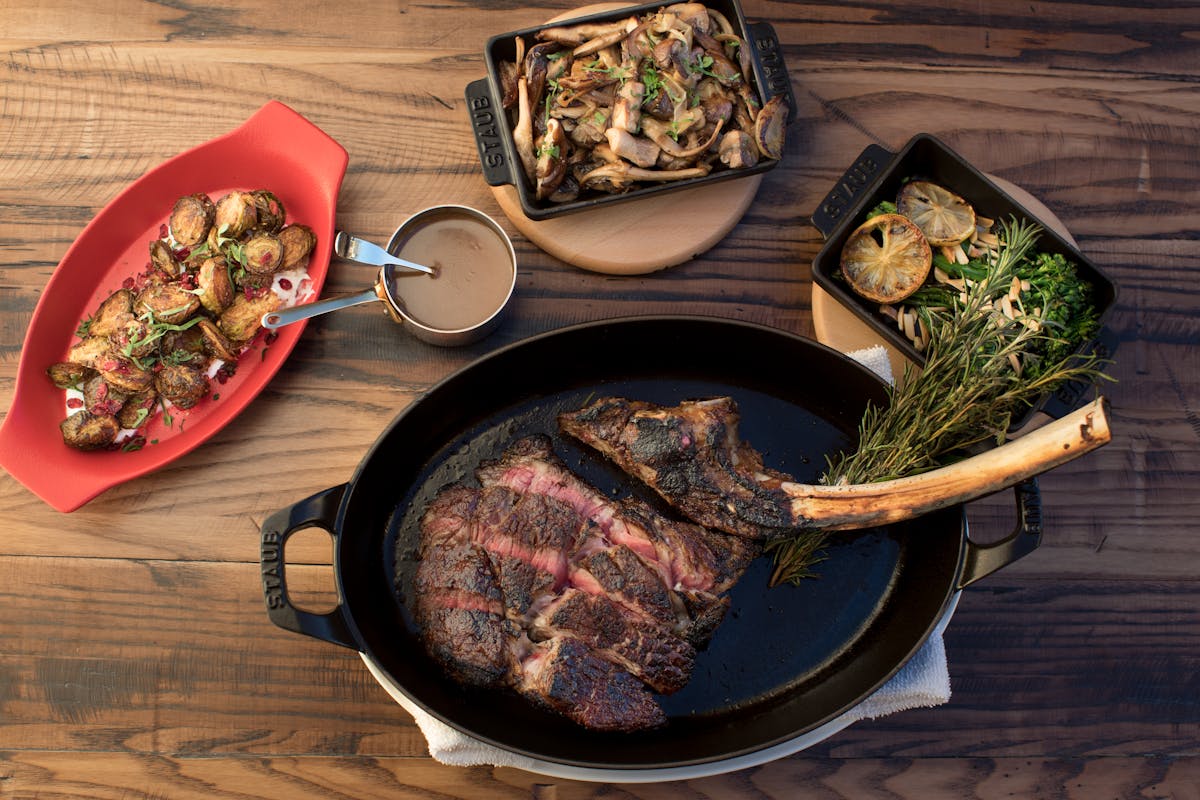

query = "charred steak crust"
[414,432,760,732]
[558,396,801,540]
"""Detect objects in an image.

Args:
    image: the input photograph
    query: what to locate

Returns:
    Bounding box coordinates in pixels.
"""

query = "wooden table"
[2,1,1197,796]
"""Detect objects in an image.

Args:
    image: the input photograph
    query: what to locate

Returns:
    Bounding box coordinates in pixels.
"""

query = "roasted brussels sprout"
[60,411,121,450]
[149,239,183,280]
[97,355,154,393]
[154,363,209,410]
[88,289,135,339]
[109,315,157,360]
[46,362,96,390]
[116,388,158,430]
[242,233,284,276]
[169,193,216,247]
[158,325,206,363]
[135,284,200,325]
[277,224,316,270]
[219,292,281,344]
[214,191,258,238]
[67,336,116,370]
[252,190,286,233]
[196,318,239,362]
[196,256,235,314]
[82,373,128,417]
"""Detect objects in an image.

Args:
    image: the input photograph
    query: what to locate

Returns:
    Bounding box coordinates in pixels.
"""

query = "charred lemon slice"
[840,213,932,303]
[896,180,976,246]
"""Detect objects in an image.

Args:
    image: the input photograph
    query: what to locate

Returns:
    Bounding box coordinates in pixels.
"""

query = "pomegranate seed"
[67,398,83,409]
[159,224,168,238]
[122,277,135,289]
[278,278,292,290]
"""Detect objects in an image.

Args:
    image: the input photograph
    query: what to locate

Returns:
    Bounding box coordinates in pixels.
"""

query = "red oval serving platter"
[0,101,348,512]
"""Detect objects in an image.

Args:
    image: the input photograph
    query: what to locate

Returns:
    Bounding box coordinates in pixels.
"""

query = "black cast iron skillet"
[260,316,1041,771]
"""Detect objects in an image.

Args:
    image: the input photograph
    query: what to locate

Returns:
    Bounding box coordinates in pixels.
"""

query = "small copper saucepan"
[263,205,516,346]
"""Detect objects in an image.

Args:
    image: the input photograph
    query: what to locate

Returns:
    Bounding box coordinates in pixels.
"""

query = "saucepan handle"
[809,143,896,239]
[260,484,357,650]
[465,77,516,188]
[957,478,1042,589]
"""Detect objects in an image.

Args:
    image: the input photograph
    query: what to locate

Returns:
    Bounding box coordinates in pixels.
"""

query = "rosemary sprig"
[767,218,1111,586]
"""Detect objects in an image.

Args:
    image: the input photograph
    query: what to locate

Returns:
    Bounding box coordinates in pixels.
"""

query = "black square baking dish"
[465,0,795,220]
[810,133,1119,423]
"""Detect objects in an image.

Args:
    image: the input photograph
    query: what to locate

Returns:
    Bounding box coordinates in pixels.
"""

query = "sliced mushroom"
[168,193,215,247]
[524,41,560,110]
[753,95,788,160]
[537,17,637,47]
[641,116,723,160]
[612,80,645,133]
[535,118,569,200]
[513,76,537,184]
[571,17,639,57]
[580,160,710,188]
[196,256,235,314]
[60,411,120,451]
[605,128,661,168]
[718,129,759,169]
[277,224,316,270]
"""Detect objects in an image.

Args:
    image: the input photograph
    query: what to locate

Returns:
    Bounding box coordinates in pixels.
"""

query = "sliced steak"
[559,396,800,540]
[413,540,521,688]
[519,636,666,731]
[530,588,695,694]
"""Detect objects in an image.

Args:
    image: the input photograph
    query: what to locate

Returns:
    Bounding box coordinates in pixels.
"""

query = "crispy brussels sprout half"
[46,362,96,390]
[60,411,120,450]
[67,337,116,370]
[154,363,209,410]
[218,292,281,345]
[196,256,235,315]
[116,388,158,430]
[149,239,183,280]
[97,354,154,393]
[196,318,239,362]
[252,190,286,233]
[158,325,206,362]
[277,224,316,270]
[242,233,284,276]
[109,315,157,360]
[169,193,216,247]
[83,373,128,417]
[87,289,135,339]
[214,191,258,239]
[135,284,200,325]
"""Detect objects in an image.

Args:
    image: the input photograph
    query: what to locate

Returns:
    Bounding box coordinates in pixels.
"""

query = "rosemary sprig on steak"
[767,218,1111,586]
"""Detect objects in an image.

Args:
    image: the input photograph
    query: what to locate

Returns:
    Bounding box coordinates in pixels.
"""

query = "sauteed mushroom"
[503,2,786,206]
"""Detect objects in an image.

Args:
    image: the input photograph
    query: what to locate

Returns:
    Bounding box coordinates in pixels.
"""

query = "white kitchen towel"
[399,344,951,769]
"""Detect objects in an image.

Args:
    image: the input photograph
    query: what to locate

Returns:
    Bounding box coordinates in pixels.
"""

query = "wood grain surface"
[1,0,1198,797]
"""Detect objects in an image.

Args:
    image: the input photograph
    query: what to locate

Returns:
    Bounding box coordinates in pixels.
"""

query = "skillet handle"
[260,484,357,650]
[465,77,514,187]
[746,22,796,121]
[957,478,1042,589]
[810,143,895,238]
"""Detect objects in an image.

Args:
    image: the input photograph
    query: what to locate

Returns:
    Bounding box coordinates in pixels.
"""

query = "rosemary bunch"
[767,218,1109,586]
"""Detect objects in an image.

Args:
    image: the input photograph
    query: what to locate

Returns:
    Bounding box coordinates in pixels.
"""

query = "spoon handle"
[334,230,435,275]
[261,288,382,330]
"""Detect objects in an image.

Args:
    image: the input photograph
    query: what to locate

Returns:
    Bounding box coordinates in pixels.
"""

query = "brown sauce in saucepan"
[385,210,513,332]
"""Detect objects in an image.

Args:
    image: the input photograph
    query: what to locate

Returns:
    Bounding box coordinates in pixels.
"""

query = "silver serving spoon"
[261,231,434,331]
